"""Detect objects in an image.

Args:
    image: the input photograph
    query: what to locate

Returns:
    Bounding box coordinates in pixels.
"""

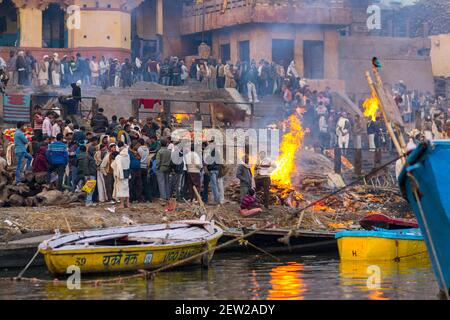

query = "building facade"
[0,0,172,61]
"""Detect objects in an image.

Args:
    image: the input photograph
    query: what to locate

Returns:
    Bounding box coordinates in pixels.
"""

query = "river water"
[0,253,439,300]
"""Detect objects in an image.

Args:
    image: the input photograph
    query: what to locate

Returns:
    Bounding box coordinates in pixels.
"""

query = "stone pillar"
[230,30,238,63]
[156,0,163,35]
[324,27,338,79]
[13,0,45,47]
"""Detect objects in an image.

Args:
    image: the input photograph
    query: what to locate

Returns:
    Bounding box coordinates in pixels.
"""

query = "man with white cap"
[51,53,61,87]
[336,111,351,154]
[38,55,49,86]
[71,80,82,108]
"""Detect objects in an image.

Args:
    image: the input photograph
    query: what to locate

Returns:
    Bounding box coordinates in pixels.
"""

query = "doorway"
[42,4,66,48]
[220,43,230,63]
[0,0,18,46]
[303,40,324,79]
[239,40,250,63]
[272,39,294,69]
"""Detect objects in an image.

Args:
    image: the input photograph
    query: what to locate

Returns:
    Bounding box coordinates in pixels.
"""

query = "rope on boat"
[393,251,429,262]
[408,173,450,300]
[238,239,281,262]
[17,249,40,280]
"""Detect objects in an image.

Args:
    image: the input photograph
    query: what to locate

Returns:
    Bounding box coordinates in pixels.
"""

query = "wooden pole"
[365,71,405,164]
[372,67,408,153]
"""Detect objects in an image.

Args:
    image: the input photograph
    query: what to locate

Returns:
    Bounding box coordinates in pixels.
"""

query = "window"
[220,43,230,63]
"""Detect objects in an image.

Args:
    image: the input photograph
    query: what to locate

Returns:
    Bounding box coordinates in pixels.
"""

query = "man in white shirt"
[42,113,53,138]
[52,119,63,138]
[137,138,151,202]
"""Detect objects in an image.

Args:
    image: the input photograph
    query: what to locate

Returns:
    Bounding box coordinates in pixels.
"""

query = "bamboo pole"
[365,71,406,164]
[373,67,408,152]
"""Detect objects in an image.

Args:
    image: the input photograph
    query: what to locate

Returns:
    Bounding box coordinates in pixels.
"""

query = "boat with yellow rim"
[336,228,429,262]
[38,220,223,274]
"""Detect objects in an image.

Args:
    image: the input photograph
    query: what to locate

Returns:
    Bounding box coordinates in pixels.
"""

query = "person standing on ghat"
[254,151,274,210]
[14,122,33,184]
[236,154,254,202]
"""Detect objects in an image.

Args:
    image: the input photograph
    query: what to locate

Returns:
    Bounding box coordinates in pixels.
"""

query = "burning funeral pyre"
[268,114,305,208]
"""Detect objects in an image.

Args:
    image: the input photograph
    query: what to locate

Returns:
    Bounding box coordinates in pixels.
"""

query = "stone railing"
[182,0,346,17]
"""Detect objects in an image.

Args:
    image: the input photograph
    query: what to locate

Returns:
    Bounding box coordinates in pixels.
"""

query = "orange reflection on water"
[368,290,390,300]
[268,262,305,300]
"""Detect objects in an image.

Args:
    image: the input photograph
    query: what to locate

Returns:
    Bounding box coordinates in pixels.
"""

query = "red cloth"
[138,99,161,109]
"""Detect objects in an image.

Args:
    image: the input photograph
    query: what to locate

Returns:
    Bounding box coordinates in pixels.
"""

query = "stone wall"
[339,36,435,100]
[430,34,450,78]
[211,23,339,79]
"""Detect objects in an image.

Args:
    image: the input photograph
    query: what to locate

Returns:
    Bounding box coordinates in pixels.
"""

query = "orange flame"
[313,202,337,213]
[363,93,379,121]
[271,115,304,188]
[174,114,191,124]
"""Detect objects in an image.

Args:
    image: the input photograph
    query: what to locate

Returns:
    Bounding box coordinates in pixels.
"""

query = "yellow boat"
[336,229,429,262]
[38,220,223,274]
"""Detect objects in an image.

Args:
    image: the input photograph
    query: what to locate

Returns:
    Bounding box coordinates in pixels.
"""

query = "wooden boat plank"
[125,236,205,244]
[45,223,195,248]
[74,234,127,245]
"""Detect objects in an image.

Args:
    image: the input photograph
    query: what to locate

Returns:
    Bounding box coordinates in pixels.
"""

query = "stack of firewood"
[0,168,85,207]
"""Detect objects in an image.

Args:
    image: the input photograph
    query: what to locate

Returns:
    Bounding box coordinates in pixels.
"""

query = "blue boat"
[399,140,450,298]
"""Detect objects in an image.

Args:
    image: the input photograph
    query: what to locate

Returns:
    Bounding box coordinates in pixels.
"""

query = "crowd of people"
[0,49,311,98]
[1,106,274,214]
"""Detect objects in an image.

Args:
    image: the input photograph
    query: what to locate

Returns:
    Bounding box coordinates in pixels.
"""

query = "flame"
[328,221,353,229]
[271,115,304,188]
[174,114,191,124]
[313,202,337,213]
[363,93,379,121]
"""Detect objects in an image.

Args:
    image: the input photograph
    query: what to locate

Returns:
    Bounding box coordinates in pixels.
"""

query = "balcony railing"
[182,0,346,18]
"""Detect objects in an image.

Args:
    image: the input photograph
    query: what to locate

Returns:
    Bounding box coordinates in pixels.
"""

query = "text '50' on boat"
[399,141,450,298]
[335,228,428,262]
[38,220,223,274]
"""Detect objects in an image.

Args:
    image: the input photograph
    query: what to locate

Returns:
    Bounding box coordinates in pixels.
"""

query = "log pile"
[0,168,85,208]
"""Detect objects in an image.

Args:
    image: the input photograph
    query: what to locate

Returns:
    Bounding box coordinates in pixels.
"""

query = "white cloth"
[338,134,350,149]
[111,147,130,198]
[51,123,61,138]
[42,117,52,137]
[181,65,189,80]
[368,133,376,150]
[138,145,149,169]
[247,82,258,102]
[256,157,273,177]
[96,169,107,202]
[184,151,202,173]
[52,71,60,86]
[287,61,299,78]
[218,177,225,204]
